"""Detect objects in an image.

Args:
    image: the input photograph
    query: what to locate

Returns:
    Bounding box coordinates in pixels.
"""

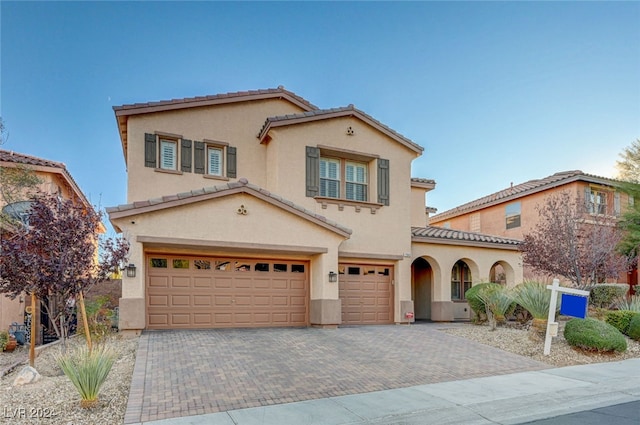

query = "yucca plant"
[475,285,513,331]
[55,344,116,408]
[512,281,560,335]
[616,295,640,312]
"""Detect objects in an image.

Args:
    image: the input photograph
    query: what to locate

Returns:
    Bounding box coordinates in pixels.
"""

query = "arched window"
[451,260,472,300]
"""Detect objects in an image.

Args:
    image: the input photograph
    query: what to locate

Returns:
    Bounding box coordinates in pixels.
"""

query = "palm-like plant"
[616,295,640,312]
[55,344,116,408]
[475,285,513,331]
[512,281,559,334]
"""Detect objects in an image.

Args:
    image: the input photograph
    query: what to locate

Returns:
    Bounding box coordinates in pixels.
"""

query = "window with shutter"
[159,139,177,170]
[208,146,223,176]
[320,158,341,198]
[345,161,367,201]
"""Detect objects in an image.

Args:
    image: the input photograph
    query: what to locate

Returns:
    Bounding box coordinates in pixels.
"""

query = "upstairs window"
[159,139,178,170]
[306,146,388,206]
[505,202,521,229]
[345,162,367,201]
[320,157,341,198]
[207,146,223,176]
[585,187,614,215]
[319,157,368,201]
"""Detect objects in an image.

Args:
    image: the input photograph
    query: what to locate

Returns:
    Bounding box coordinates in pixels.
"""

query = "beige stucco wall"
[411,241,522,321]
[410,186,427,228]
[125,99,307,202]
[111,191,348,329]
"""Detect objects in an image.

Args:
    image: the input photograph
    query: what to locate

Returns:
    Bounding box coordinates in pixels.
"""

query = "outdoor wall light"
[328,271,338,282]
[125,263,137,278]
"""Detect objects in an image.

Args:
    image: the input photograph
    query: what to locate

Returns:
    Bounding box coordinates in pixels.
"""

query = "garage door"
[339,264,394,325]
[146,255,308,329]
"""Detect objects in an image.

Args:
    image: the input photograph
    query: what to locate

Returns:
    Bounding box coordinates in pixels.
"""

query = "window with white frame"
[207,146,223,176]
[588,188,609,215]
[159,139,177,170]
[320,157,368,201]
[345,161,367,201]
[320,157,341,198]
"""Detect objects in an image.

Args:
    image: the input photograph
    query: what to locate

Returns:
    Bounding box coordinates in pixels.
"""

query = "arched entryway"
[489,260,516,286]
[411,257,432,320]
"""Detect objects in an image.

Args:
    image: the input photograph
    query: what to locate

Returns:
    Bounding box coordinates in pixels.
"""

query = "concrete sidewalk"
[132,357,640,425]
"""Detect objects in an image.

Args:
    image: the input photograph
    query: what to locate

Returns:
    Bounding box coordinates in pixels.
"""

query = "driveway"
[124,323,549,424]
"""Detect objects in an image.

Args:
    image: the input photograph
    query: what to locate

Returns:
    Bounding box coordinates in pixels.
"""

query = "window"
[319,157,368,201]
[505,202,521,229]
[160,139,177,170]
[451,260,471,300]
[320,158,340,198]
[207,146,223,176]
[586,187,610,215]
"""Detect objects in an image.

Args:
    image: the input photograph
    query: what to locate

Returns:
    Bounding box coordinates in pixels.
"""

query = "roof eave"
[411,235,521,250]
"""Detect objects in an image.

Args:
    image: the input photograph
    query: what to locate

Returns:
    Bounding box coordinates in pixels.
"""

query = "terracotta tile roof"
[113,86,318,115]
[430,170,622,222]
[0,149,91,208]
[411,177,436,185]
[412,226,521,247]
[0,149,66,169]
[107,178,352,237]
[257,105,424,154]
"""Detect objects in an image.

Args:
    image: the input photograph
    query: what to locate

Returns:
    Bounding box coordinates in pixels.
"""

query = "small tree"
[520,191,627,289]
[0,193,129,348]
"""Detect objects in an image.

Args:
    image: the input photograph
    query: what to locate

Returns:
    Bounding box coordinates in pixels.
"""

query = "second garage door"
[339,264,394,325]
[146,255,308,329]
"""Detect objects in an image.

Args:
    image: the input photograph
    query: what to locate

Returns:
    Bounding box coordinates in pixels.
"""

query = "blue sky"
[1,2,639,234]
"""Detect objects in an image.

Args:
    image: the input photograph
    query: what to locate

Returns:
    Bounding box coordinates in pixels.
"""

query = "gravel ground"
[442,320,640,367]
[0,320,639,424]
[0,335,137,425]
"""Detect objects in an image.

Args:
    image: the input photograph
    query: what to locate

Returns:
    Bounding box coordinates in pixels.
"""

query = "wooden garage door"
[339,264,394,325]
[146,255,308,329]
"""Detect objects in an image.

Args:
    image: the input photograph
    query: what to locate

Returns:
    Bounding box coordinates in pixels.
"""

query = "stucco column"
[119,239,145,335]
[309,250,341,327]
[431,263,454,321]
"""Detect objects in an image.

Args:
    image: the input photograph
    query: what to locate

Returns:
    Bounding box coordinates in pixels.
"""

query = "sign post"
[544,279,589,355]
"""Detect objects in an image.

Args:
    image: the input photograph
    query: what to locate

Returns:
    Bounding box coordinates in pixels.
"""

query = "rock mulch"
[441,320,640,367]
[0,335,137,425]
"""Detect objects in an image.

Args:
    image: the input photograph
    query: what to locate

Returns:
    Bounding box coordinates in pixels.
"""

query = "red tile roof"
[257,105,424,154]
[113,86,318,116]
[0,149,66,169]
[412,226,521,248]
[0,149,91,208]
[107,178,352,237]
[430,170,622,222]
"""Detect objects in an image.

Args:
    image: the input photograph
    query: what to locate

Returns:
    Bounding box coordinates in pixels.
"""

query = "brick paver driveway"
[124,323,549,423]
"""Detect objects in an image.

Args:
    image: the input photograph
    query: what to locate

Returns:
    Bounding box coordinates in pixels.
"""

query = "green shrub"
[605,310,637,335]
[564,318,627,353]
[78,296,114,343]
[0,331,8,351]
[55,344,116,408]
[512,281,558,319]
[628,314,640,341]
[465,283,501,323]
[589,284,629,309]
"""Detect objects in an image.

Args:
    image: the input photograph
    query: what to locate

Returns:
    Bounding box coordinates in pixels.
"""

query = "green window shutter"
[181,139,192,172]
[306,146,320,197]
[194,141,205,174]
[144,133,156,168]
[226,146,237,178]
[377,158,390,206]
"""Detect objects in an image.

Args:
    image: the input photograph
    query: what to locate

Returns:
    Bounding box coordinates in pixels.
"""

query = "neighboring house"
[107,87,523,332]
[0,150,94,339]
[429,170,635,285]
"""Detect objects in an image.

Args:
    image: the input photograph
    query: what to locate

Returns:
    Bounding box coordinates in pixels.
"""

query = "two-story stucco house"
[107,87,524,332]
[430,170,635,286]
[0,149,94,338]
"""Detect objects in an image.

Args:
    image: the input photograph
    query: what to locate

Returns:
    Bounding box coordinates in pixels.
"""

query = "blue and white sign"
[560,293,588,319]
